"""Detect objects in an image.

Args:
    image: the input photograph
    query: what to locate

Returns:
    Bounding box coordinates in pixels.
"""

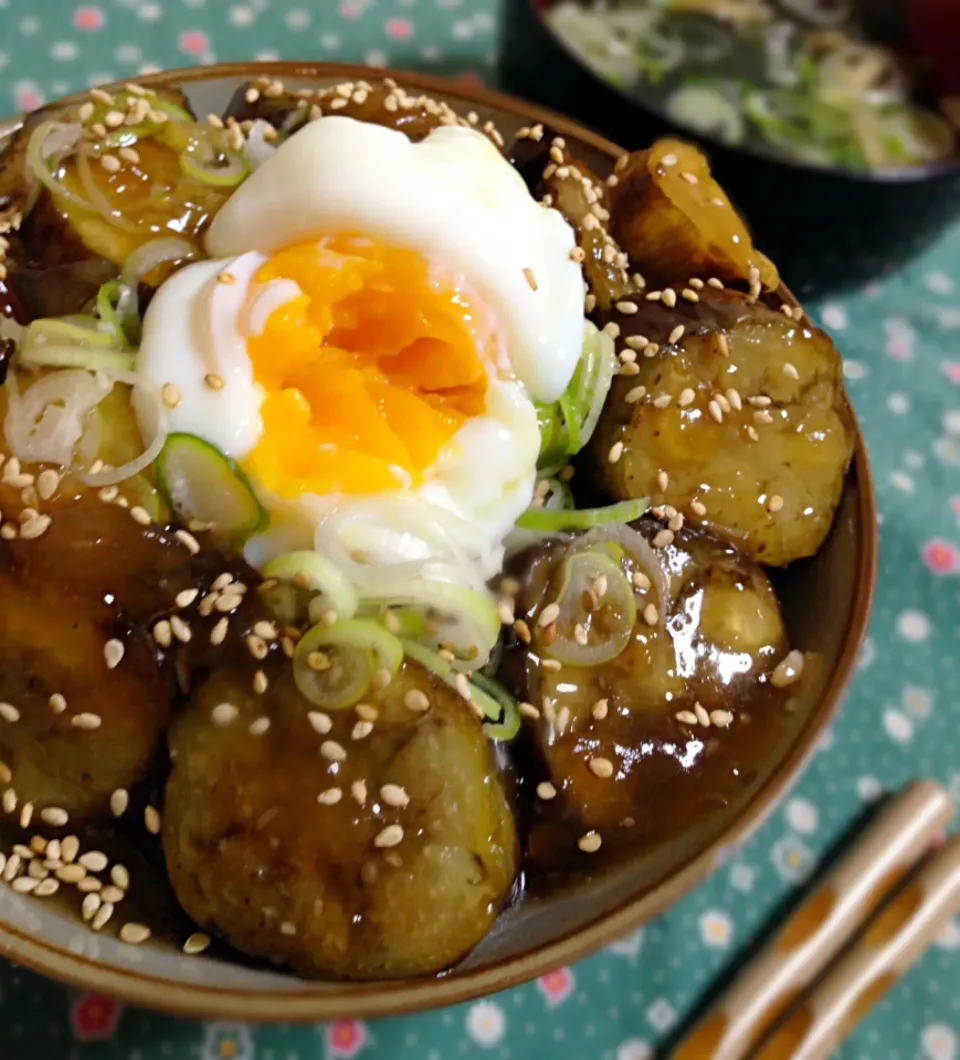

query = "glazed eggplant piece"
[591,285,854,566]
[223,76,505,147]
[0,496,200,822]
[0,85,230,320]
[608,139,778,293]
[507,518,796,851]
[163,655,518,979]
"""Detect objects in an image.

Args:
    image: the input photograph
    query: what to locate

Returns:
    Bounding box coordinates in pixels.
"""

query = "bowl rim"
[0,59,878,1022]
[515,0,960,185]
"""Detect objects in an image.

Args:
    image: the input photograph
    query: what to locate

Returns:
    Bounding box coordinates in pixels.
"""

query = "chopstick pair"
[671,780,959,1060]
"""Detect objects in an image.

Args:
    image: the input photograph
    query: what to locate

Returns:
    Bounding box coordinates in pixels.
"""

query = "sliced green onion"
[262,550,358,622]
[16,343,136,373]
[515,498,647,532]
[294,619,403,711]
[401,640,519,740]
[539,549,636,666]
[95,279,140,347]
[155,432,266,542]
[363,581,500,671]
[179,146,247,187]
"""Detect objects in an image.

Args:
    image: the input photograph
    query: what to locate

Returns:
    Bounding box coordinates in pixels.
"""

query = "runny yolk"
[243,234,492,498]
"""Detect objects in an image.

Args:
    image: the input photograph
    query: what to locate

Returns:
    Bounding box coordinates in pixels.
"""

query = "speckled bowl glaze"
[498,0,960,300]
[0,62,877,1021]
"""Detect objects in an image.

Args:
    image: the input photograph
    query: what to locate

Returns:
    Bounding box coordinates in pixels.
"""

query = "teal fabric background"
[0,2,957,1058]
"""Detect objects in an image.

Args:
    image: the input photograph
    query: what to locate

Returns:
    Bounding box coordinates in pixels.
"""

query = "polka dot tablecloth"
[0,2,958,1059]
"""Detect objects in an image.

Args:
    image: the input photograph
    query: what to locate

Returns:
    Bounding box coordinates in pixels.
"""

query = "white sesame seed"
[518,702,540,720]
[753,409,774,426]
[36,469,59,500]
[608,441,624,464]
[320,740,347,762]
[79,850,108,873]
[161,383,182,408]
[351,720,374,741]
[772,649,804,688]
[454,673,472,701]
[110,789,129,817]
[380,784,409,808]
[100,154,121,173]
[81,893,101,922]
[662,288,678,308]
[308,711,333,735]
[578,831,602,853]
[351,779,367,805]
[211,702,238,726]
[71,713,101,730]
[144,805,161,834]
[61,835,79,864]
[40,807,69,827]
[249,716,270,736]
[110,864,130,890]
[101,885,125,904]
[19,802,33,828]
[120,922,151,945]
[653,529,674,549]
[403,689,431,713]
[536,781,557,800]
[0,702,19,723]
[783,362,800,380]
[708,399,724,424]
[588,756,614,778]
[77,876,102,893]
[317,787,342,805]
[12,876,39,894]
[374,824,404,848]
[592,698,609,720]
[668,325,685,345]
[175,588,199,609]
[92,902,115,931]
[183,932,211,954]
[175,529,201,554]
[2,789,16,815]
[643,603,659,626]
[768,494,784,512]
[538,602,561,628]
[103,639,125,670]
[710,710,734,728]
[246,634,268,660]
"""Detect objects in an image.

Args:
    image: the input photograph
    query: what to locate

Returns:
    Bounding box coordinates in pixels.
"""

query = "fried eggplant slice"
[509,519,791,842]
[163,657,518,979]
[223,76,505,148]
[592,286,854,566]
[510,128,636,311]
[609,139,778,292]
[0,497,198,822]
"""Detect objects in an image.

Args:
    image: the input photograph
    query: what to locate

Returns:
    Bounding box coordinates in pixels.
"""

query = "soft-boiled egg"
[136,116,586,578]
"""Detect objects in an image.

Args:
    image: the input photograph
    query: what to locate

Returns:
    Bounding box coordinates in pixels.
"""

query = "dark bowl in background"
[498,0,960,299]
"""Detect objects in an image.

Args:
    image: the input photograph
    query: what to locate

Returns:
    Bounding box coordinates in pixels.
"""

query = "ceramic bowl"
[0,62,877,1021]
[498,0,960,300]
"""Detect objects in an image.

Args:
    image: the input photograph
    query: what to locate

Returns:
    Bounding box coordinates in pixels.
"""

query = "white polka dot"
[183,0,205,6]
[138,2,162,20]
[474,11,495,29]
[888,392,909,414]
[420,43,442,60]
[19,16,39,34]
[904,449,925,470]
[698,910,733,948]
[785,797,819,834]
[883,708,914,744]
[285,8,309,28]
[820,303,848,330]
[452,19,475,39]
[254,50,279,61]
[50,41,78,61]
[897,609,931,642]
[902,685,932,717]
[884,315,915,340]
[926,271,954,295]
[230,5,253,25]
[646,999,677,1033]
[842,359,866,380]
[364,49,388,68]
[729,863,755,891]
[51,81,68,95]
[890,470,914,493]
[320,32,340,50]
[938,308,960,329]
[856,775,883,801]
[115,43,141,62]
[617,1041,653,1060]
[944,411,960,436]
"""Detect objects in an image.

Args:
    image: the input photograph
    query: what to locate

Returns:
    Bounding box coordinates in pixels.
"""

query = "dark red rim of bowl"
[0,60,878,1021]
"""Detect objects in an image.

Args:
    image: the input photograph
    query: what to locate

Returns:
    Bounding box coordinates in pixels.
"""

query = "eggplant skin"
[163,659,518,980]
[592,286,854,566]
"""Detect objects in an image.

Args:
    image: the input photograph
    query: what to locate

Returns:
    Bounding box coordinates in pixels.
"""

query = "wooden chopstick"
[751,834,960,1060]
[670,780,954,1060]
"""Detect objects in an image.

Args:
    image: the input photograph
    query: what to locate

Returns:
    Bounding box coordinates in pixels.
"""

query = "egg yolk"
[243,234,493,498]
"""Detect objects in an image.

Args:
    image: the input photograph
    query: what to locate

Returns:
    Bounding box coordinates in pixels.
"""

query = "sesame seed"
[654,528,674,548]
[497,600,515,625]
[573,623,589,646]
[321,740,347,762]
[144,805,161,834]
[204,373,225,391]
[608,441,624,464]
[77,877,101,894]
[169,615,192,644]
[34,877,58,897]
[91,902,114,932]
[539,602,561,627]
[249,716,270,736]
[1,789,16,815]
[119,146,140,165]
[616,300,639,315]
[175,588,199,609]
[783,362,800,380]
[662,288,678,309]
[308,711,332,735]
[100,154,121,173]
[55,863,86,885]
[592,698,609,721]
[657,470,670,491]
[602,321,621,340]
[180,931,211,956]
[98,486,118,503]
[708,399,724,424]
[374,824,404,848]
[643,603,659,626]
[12,876,38,894]
[120,922,151,945]
[518,702,540,720]
[668,325,685,345]
[768,494,784,512]
[620,361,640,376]
[251,670,268,695]
[175,529,201,554]
[211,702,238,726]
[111,864,130,890]
[380,784,409,808]
[246,634,268,660]
[653,393,672,409]
[619,349,637,365]
[771,649,804,688]
[694,702,711,727]
[80,893,101,922]
[110,789,129,817]
[78,101,94,121]
[0,702,19,723]
[215,591,244,613]
[90,87,114,104]
[625,335,649,350]
[541,658,562,672]
[351,779,367,806]
[104,639,125,670]
[584,292,597,313]
[79,850,108,873]
[19,514,51,540]
[101,884,125,904]
[536,781,557,800]
[646,290,662,302]
[753,410,774,426]
[523,267,538,291]
[161,383,182,408]
[588,756,614,778]
[253,620,277,641]
[152,620,172,648]
[711,710,734,727]
[317,787,342,805]
[351,720,374,741]
[19,802,33,828]
[578,831,602,853]
[403,688,431,713]
[36,469,59,500]
[455,673,472,702]
[40,807,68,827]
[514,619,532,644]
[569,246,586,263]
[71,713,101,730]
[625,385,646,404]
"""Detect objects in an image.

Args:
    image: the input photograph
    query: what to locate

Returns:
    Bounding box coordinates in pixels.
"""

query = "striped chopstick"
[752,834,960,1060]
[670,780,954,1060]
